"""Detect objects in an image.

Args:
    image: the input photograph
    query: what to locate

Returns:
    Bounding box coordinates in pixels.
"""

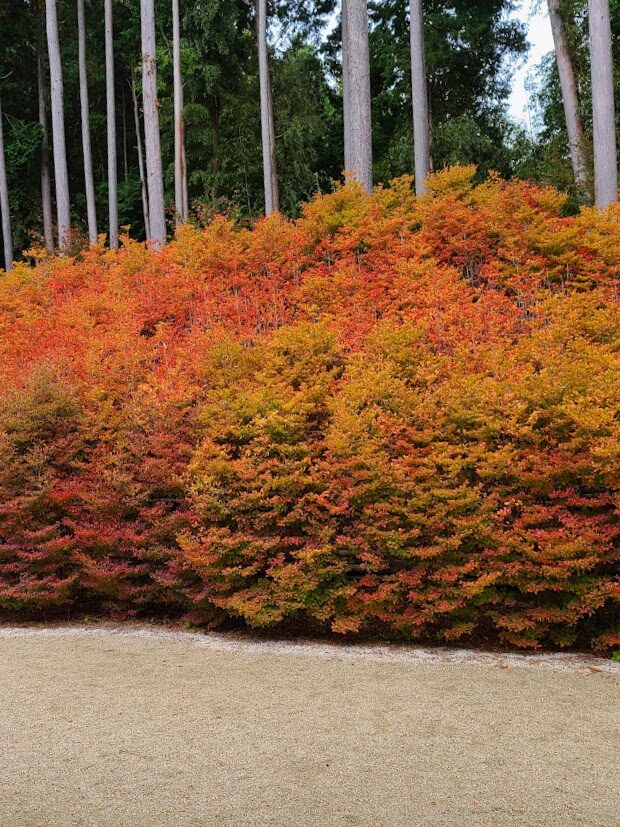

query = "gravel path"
[0,626,618,827]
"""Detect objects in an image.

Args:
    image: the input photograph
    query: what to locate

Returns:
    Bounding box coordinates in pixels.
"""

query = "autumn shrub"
[0,168,618,649]
[0,368,82,611]
[183,305,620,650]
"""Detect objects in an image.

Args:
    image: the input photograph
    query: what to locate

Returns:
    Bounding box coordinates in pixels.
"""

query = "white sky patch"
[509,1,555,126]
[283,3,556,130]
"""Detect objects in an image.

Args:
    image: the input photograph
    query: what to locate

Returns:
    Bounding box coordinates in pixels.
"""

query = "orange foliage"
[1,168,618,650]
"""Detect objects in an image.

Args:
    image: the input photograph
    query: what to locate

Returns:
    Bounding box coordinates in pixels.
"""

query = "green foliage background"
[0,0,618,260]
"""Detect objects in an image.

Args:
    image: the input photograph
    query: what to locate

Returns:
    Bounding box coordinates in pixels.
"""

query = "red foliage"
[1,169,618,649]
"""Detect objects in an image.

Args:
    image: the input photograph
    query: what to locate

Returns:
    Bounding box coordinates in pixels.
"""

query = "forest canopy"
[0,0,617,261]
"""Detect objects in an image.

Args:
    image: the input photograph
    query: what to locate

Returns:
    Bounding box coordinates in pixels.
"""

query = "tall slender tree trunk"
[131,71,151,241]
[342,0,352,172]
[140,0,166,247]
[37,51,54,252]
[256,0,279,215]
[342,0,372,192]
[588,0,617,207]
[77,0,98,244]
[105,0,119,248]
[0,99,12,272]
[266,65,278,210]
[209,100,222,202]
[547,0,591,202]
[409,0,430,195]
[45,0,71,250]
[173,0,188,223]
[122,81,128,182]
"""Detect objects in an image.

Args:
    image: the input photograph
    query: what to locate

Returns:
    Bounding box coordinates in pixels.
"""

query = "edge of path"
[1,623,618,675]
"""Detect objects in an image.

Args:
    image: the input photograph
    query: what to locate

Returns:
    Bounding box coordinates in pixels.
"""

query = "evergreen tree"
[77,0,98,244]
[45,0,71,250]
[0,99,13,271]
[140,0,166,246]
[343,0,373,191]
[589,0,618,205]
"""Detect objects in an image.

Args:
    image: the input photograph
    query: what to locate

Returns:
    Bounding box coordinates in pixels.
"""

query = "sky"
[314,2,556,130]
[508,1,555,125]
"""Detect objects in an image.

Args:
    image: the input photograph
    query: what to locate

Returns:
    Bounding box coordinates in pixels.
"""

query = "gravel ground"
[0,626,618,827]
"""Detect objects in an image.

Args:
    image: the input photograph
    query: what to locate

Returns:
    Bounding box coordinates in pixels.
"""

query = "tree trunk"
[208,97,222,202]
[342,0,351,172]
[122,82,129,182]
[342,0,372,192]
[173,0,188,223]
[256,0,279,215]
[37,51,54,252]
[0,99,13,272]
[266,52,278,210]
[547,0,591,202]
[77,0,98,244]
[588,0,618,207]
[45,0,71,250]
[140,0,166,247]
[105,0,119,248]
[409,0,430,195]
[131,71,151,241]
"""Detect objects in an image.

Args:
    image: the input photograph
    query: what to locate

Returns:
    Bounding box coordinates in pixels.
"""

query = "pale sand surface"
[0,626,618,827]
